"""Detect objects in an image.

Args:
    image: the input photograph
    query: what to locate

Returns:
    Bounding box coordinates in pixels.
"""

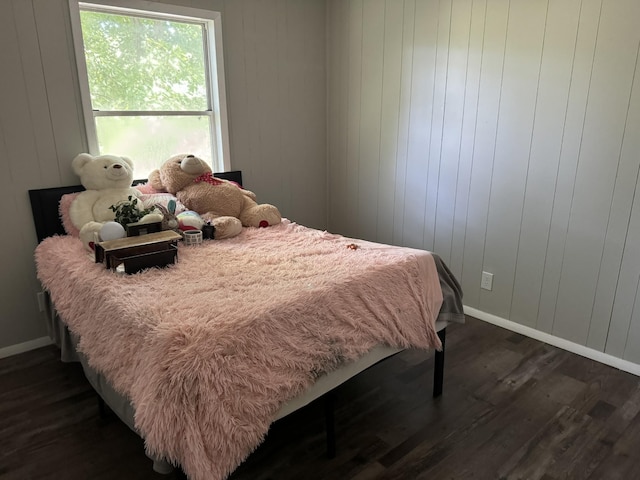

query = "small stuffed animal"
[148,154,282,239]
[69,153,162,250]
[154,200,180,232]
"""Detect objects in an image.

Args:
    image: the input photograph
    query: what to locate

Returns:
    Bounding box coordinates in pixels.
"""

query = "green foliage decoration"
[109,196,153,226]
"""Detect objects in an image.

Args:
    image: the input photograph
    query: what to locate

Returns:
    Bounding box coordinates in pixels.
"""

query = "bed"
[29,172,464,480]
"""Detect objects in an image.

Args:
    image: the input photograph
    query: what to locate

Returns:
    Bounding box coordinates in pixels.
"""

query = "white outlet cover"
[481,271,493,291]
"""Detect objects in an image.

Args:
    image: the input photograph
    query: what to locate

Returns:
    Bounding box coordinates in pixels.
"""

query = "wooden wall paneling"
[357,0,385,241]
[252,0,282,209]
[553,0,639,345]
[292,0,326,230]
[284,0,326,229]
[375,0,403,246]
[7,0,61,307]
[327,0,340,231]
[0,0,47,348]
[450,0,486,279]
[327,0,349,234]
[275,0,291,218]
[479,1,547,319]
[605,51,640,359]
[33,0,86,184]
[401,0,439,249]
[222,0,251,174]
[422,0,451,253]
[509,0,581,329]
[391,0,417,246]
[189,0,224,10]
[617,209,640,362]
[236,0,261,187]
[536,0,602,335]
[589,34,640,351]
[433,0,471,266]
[344,0,364,239]
[12,0,61,187]
[614,58,640,363]
[0,1,42,191]
[459,0,509,308]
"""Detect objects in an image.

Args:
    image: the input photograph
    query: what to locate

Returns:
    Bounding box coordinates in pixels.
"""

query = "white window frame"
[68,0,231,173]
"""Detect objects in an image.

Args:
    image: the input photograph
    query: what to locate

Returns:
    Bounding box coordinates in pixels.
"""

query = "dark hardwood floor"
[2,316,640,479]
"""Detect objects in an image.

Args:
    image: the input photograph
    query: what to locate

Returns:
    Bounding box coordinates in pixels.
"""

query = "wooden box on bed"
[94,230,182,274]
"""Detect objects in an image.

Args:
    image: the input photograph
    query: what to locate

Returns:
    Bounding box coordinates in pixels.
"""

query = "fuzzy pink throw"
[35,221,443,479]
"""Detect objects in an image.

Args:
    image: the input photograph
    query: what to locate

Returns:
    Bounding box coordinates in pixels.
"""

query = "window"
[69,1,230,178]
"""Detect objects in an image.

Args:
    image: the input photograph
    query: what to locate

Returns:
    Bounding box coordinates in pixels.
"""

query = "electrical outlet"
[481,271,493,291]
[37,291,46,312]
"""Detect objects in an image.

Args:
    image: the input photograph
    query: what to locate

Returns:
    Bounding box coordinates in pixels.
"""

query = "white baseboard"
[464,306,640,377]
[0,336,53,360]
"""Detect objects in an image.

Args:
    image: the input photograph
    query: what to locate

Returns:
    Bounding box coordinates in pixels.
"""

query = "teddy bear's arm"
[69,190,102,229]
[241,189,257,201]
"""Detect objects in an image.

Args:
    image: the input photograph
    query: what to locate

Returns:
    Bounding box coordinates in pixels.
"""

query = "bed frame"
[29,172,449,473]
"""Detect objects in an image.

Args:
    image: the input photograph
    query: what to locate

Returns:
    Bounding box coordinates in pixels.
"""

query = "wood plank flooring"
[2,316,640,479]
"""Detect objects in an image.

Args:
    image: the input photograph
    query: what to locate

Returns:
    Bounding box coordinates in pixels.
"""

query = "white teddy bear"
[69,153,161,250]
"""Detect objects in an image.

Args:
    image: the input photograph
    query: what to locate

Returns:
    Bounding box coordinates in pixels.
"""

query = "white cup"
[183,229,203,246]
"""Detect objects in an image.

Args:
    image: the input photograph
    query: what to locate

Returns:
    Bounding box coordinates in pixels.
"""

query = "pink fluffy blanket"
[35,220,443,479]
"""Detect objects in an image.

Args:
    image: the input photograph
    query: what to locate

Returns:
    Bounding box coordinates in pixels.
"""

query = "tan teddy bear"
[147,154,282,239]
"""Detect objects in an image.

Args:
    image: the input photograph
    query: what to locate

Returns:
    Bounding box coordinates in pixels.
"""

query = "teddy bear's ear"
[120,156,134,169]
[148,169,166,192]
[71,153,94,176]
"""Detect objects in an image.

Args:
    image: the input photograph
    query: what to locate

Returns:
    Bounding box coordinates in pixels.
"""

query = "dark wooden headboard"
[28,171,243,243]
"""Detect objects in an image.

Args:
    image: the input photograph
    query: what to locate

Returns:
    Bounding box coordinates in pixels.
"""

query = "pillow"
[59,193,80,236]
[58,191,186,236]
[139,193,187,215]
[135,182,160,194]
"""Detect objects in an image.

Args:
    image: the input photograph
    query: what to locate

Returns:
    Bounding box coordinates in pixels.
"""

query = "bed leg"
[433,328,446,398]
[324,393,336,459]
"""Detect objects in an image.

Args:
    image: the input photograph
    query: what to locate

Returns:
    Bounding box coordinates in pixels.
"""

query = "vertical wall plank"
[344,0,363,238]
[605,47,640,358]
[357,0,385,240]
[327,0,349,233]
[450,0,486,279]
[376,0,404,245]
[536,0,602,334]
[614,64,640,363]
[509,0,581,328]
[223,0,250,174]
[589,34,640,351]
[553,0,640,345]
[459,0,509,307]
[12,0,61,186]
[252,0,281,207]
[223,0,326,228]
[281,0,326,228]
[392,0,416,245]
[0,0,81,349]
[423,0,451,252]
[33,0,86,181]
[401,0,439,249]
[479,1,547,319]
[433,0,471,265]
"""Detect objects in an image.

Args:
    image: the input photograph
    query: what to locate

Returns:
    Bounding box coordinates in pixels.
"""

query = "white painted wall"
[327,0,640,364]
[0,0,326,352]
